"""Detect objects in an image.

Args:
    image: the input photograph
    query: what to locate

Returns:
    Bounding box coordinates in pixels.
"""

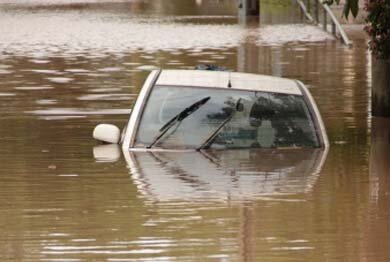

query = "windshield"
[134,85,320,149]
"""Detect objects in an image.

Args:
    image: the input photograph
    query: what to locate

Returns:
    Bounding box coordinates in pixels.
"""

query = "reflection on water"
[0,0,387,261]
[365,118,390,261]
[121,148,328,202]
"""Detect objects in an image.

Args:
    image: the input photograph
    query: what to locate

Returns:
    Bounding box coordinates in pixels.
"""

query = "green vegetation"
[326,0,390,59]
[364,0,390,59]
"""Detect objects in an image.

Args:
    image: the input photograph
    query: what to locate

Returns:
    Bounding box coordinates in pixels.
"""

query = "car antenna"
[227,72,232,88]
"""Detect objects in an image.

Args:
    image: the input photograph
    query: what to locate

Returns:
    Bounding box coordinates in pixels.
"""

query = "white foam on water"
[256,24,334,45]
[0,8,335,57]
[0,69,12,74]
[0,11,243,57]
[0,92,16,96]
[77,93,134,101]
[97,67,123,72]
[15,86,54,90]
[36,99,57,105]
[46,77,74,83]
[29,69,62,74]
[27,108,132,115]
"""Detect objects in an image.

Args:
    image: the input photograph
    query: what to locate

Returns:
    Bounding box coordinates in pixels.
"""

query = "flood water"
[1,0,389,261]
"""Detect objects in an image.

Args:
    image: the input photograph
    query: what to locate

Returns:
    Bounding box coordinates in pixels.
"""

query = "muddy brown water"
[1,0,389,261]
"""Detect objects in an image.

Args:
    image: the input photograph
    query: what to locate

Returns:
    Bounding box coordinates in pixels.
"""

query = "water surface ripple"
[0,0,385,261]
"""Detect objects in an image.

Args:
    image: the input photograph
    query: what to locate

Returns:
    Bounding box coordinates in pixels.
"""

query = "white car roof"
[156,70,302,95]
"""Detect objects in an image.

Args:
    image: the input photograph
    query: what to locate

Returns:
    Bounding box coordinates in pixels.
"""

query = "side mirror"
[93,124,121,144]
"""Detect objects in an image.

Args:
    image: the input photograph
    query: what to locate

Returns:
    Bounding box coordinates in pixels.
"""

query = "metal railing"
[296,0,352,46]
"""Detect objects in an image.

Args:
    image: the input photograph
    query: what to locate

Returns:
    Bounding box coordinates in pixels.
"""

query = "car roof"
[155,70,302,95]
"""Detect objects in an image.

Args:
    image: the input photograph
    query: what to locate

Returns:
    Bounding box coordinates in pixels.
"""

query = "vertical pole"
[248,0,260,16]
[238,0,260,24]
[372,57,390,117]
[323,8,327,31]
[238,0,246,24]
[300,5,304,20]
[237,42,246,72]
[272,50,283,77]
[314,0,319,23]
[331,20,336,35]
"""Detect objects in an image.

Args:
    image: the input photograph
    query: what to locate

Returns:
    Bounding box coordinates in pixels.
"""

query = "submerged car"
[93,69,328,151]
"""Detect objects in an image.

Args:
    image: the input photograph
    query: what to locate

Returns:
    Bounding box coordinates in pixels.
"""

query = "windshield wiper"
[147,96,211,148]
[197,98,242,150]
[197,113,234,150]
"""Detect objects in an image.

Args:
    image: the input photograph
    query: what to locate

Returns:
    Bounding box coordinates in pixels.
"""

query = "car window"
[134,85,319,149]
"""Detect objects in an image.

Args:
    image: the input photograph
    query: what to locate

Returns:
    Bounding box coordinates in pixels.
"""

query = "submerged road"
[0,0,385,261]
